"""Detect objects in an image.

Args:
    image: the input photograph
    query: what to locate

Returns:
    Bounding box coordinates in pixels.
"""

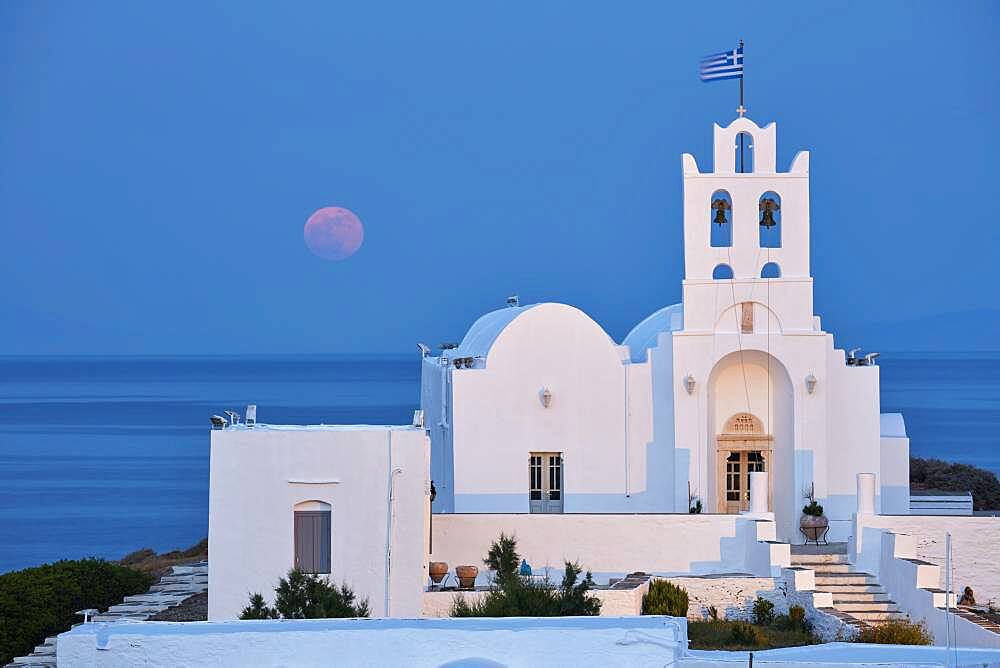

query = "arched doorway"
[716,413,773,513]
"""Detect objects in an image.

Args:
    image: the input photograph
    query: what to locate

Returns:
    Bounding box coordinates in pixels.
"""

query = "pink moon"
[303,207,364,261]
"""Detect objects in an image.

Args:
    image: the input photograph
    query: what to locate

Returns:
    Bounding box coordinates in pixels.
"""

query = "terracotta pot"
[455,565,479,589]
[428,561,449,584]
[800,514,829,529]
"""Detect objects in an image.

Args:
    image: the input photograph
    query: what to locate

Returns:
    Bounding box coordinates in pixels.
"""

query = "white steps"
[5,561,208,668]
[791,551,907,626]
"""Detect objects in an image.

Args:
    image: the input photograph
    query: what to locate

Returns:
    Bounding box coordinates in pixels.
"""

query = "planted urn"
[800,500,828,529]
[455,565,479,589]
[428,561,448,584]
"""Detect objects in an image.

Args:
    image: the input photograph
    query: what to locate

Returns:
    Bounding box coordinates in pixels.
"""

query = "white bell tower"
[679,117,816,334]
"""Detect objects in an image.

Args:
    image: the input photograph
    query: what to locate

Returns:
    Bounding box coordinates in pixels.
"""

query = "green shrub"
[788,605,807,630]
[911,457,1000,511]
[707,605,719,621]
[0,558,153,665]
[240,569,370,620]
[450,534,601,618]
[751,597,775,626]
[856,619,933,645]
[641,580,689,617]
[729,621,766,647]
[802,500,824,516]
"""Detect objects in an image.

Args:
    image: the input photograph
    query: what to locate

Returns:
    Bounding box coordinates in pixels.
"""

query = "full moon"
[303,207,364,261]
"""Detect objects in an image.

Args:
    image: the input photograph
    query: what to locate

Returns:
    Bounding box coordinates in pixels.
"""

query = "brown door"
[720,450,767,513]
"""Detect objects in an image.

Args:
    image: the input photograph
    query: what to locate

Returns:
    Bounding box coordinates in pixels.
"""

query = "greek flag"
[700,46,743,82]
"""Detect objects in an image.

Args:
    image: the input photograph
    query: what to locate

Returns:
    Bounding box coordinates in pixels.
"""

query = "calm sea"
[0,353,997,574]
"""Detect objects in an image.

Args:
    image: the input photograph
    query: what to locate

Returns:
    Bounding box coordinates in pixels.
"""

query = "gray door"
[529,453,563,513]
[294,510,331,573]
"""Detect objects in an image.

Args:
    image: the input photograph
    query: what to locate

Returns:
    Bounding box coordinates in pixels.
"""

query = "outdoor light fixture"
[683,374,696,395]
[805,373,817,394]
[540,387,552,408]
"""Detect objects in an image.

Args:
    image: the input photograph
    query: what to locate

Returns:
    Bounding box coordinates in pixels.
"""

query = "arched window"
[710,190,732,247]
[759,191,781,248]
[712,263,734,280]
[760,262,781,278]
[294,500,331,574]
[735,132,754,173]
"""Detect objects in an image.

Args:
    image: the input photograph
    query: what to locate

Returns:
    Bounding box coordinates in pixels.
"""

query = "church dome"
[623,303,684,363]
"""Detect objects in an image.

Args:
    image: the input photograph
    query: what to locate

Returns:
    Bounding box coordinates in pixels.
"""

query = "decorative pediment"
[718,412,772,443]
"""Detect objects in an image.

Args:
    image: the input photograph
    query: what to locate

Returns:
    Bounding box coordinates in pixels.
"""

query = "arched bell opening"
[760,262,781,279]
[710,190,732,248]
[735,131,754,173]
[759,191,781,248]
[712,263,734,280]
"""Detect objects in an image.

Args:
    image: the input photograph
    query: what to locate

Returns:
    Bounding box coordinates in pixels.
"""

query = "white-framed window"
[529,452,563,513]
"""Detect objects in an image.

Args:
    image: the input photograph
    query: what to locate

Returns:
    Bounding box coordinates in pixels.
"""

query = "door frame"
[716,413,774,513]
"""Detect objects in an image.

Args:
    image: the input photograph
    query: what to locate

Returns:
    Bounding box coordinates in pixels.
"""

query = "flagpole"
[738,40,745,173]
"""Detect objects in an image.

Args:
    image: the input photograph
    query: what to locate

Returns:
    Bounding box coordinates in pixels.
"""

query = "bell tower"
[679,117,816,333]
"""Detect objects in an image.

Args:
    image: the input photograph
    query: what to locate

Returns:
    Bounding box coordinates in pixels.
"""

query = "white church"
[205,116,998,647]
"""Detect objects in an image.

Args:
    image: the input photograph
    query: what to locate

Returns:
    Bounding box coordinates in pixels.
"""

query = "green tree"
[641,579,689,617]
[240,569,370,620]
[451,534,601,617]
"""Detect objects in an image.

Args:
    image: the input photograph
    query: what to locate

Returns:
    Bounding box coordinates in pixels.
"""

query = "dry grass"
[120,538,207,579]
[688,619,820,650]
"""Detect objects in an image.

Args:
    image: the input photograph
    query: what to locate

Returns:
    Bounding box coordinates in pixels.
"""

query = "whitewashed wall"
[431,513,774,584]
[857,514,1000,606]
[447,303,656,513]
[208,426,429,620]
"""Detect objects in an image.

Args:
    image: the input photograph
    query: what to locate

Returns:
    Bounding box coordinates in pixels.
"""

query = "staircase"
[791,545,906,626]
[4,562,208,668]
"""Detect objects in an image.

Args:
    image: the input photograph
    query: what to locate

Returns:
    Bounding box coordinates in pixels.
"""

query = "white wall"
[448,303,656,513]
[208,425,429,620]
[57,616,688,668]
[879,435,910,515]
[431,513,772,584]
[857,514,1000,606]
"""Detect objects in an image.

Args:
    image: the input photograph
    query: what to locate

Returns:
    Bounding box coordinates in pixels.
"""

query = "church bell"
[759,198,780,228]
[711,198,730,226]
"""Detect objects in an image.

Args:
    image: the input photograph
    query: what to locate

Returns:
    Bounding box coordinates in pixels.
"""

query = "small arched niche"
[712,263,734,280]
[760,262,781,279]
[759,191,781,248]
[735,132,754,173]
[710,190,732,247]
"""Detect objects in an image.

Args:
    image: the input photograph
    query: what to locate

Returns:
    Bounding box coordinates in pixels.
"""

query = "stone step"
[10,657,56,667]
[831,592,891,603]
[107,604,167,614]
[835,601,899,612]
[815,573,877,586]
[123,593,190,604]
[29,645,54,657]
[790,554,849,565]
[848,610,909,622]
[807,563,853,573]
[170,565,208,575]
[157,575,208,586]
[150,582,207,593]
[816,583,885,594]
[91,613,149,622]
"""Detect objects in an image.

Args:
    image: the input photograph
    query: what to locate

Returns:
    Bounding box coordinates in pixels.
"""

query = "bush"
[240,569,370,620]
[729,621,766,647]
[856,619,933,645]
[802,500,824,517]
[450,534,601,617]
[0,558,153,665]
[641,580,689,617]
[751,597,775,626]
[910,457,1000,511]
[788,605,807,630]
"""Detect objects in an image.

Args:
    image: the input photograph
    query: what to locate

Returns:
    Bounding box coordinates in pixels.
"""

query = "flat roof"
[221,423,419,432]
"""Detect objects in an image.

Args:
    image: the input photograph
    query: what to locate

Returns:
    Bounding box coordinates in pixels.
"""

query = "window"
[712,263,734,280]
[294,501,331,574]
[710,190,732,247]
[759,191,781,248]
[760,262,780,279]
[529,452,563,513]
[735,132,754,173]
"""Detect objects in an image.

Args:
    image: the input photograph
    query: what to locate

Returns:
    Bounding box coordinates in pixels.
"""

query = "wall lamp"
[805,373,817,395]
[683,374,696,395]
[540,387,553,408]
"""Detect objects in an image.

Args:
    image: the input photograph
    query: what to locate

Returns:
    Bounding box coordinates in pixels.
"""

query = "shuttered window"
[294,510,331,574]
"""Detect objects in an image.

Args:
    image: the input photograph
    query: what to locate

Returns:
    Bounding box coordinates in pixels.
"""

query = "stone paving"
[4,561,208,668]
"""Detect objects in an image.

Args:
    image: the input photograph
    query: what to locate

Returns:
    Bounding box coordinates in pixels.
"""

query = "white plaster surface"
[859,514,1000,606]
[208,426,430,620]
[431,513,770,583]
[421,585,649,618]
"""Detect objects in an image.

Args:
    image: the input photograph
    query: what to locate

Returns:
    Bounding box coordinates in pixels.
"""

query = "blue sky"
[1,1,997,354]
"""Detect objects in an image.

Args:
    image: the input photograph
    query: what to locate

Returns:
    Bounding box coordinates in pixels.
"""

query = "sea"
[0,353,997,574]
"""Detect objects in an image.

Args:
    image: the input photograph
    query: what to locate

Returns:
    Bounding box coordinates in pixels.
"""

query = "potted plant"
[455,565,478,589]
[429,561,449,585]
[800,499,827,530]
